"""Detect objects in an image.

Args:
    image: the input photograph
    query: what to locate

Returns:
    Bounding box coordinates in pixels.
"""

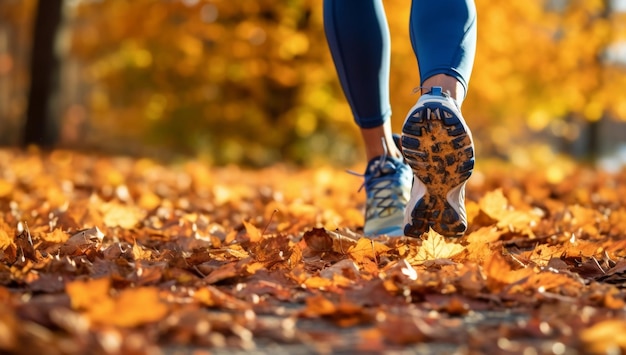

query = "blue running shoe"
[401,87,475,238]
[362,150,412,236]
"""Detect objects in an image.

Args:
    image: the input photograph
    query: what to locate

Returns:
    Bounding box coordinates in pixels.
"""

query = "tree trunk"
[23,0,63,148]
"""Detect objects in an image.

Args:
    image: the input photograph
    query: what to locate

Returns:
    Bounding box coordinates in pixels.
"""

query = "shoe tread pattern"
[401,101,474,238]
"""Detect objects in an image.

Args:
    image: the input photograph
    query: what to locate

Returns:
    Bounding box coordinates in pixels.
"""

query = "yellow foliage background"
[1,0,626,166]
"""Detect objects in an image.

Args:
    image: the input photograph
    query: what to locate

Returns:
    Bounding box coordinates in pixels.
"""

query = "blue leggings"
[324,0,477,128]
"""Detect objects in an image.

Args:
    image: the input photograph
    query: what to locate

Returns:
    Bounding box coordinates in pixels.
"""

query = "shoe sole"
[401,100,474,238]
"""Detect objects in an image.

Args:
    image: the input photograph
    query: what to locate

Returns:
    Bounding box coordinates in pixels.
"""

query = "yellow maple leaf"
[407,229,465,265]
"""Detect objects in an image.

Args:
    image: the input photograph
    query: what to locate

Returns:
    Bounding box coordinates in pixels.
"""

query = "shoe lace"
[348,142,405,217]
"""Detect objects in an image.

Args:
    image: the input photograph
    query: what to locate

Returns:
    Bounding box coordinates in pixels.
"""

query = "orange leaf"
[348,238,389,264]
[194,286,250,310]
[95,287,168,327]
[478,189,539,235]
[0,229,14,250]
[465,227,502,263]
[302,294,336,317]
[67,278,168,327]
[303,276,335,290]
[66,277,111,310]
[484,252,533,291]
[580,320,626,354]
[243,220,263,243]
[39,228,69,243]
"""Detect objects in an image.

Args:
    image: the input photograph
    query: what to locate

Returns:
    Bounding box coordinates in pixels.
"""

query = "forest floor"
[1,148,626,355]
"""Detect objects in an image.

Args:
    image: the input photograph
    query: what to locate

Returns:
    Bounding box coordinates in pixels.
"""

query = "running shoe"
[362,148,412,236]
[401,87,474,238]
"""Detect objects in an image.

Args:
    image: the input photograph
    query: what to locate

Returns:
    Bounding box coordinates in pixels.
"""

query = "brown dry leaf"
[378,313,431,345]
[59,227,104,256]
[303,228,333,252]
[407,229,465,266]
[204,262,240,284]
[248,234,292,264]
[319,259,360,281]
[383,259,418,282]
[194,286,250,310]
[303,228,358,254]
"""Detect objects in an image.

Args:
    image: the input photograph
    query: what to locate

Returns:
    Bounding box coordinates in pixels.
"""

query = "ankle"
[361,126,402,161]
[421,74,465,105]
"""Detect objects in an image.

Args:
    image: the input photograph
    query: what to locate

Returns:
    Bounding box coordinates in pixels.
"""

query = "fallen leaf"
[408,229,465,265]
[348,237,389,264]
[100,202,145,229]
[0,229,14,250]
[580,320,626,353]
[67,278,168,327]
[243,220,263,243]
[194,286,250,310]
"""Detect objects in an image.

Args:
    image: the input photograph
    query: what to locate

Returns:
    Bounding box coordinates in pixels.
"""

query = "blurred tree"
[23,0,63,147]
[1,0,622,166]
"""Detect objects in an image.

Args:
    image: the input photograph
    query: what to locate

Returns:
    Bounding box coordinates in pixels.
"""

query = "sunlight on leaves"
[100,202,145,229]
[580,320,626,354]
[66,277,111,310]
[67,277,168,327]
[348,238,389,264]
[484,252,534,291]
[0,229,14,250]
[243,220,263,243]
[407,229,465,266]
[132,240,152,260]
